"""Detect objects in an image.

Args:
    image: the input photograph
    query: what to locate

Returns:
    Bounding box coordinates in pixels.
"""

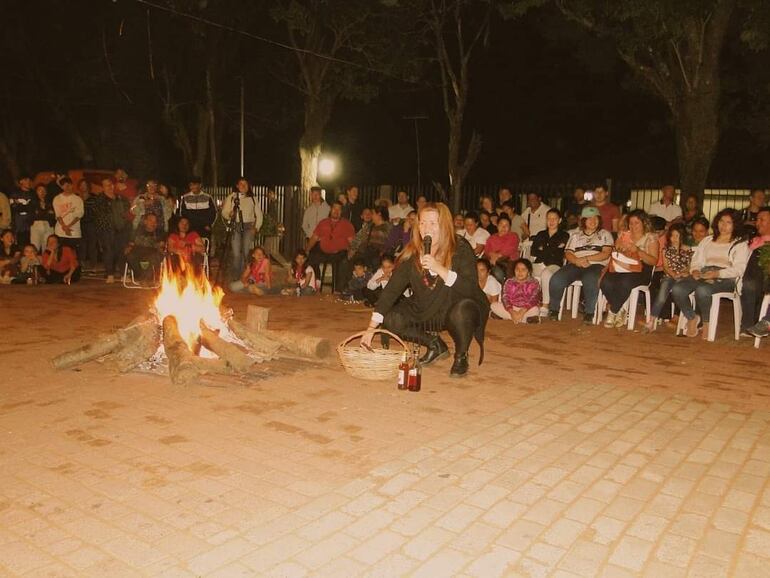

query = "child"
[364,254,395,306]
[0,229,21,283]
[281,249,317,296]
[230,246,276,295]
[341,259,372,302]
[11,244,42,284]
[492,258,542,323]
[477,259,502,304]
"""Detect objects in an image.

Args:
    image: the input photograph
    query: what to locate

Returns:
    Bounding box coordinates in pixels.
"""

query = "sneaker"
[539,306,549,317]
[614,309,628,328]
[546,310,559,322]
[582,313,594,325]
[603,312,617,328]
[748,320,770,338]
[106,275,115,284]
[526,317,540,324]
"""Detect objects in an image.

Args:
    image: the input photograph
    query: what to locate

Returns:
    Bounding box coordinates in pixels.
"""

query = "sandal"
[686,315,700,338]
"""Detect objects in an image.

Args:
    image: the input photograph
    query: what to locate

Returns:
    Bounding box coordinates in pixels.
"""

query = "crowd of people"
[2,172,769,344]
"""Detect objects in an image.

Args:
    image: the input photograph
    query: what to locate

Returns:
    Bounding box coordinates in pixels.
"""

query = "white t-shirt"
[463,227,490,249]
[367,268,390,290]
[482,275,501,297]
[521,203,551,237]
[648,201,682,223]
[565,229,614,266]
[53,193,85,239]
[388,203,415,222]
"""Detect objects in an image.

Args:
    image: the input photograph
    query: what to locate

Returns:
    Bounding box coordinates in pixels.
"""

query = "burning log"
[162,316,201,386]
[199,325,256,373]
[114,318,161,373]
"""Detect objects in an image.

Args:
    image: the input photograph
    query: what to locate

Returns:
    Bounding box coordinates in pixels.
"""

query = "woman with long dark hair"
[221,177,263,279]
[360,203,489,377]
[40,234,81,284]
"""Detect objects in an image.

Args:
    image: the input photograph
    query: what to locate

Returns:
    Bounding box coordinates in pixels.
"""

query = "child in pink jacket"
[491,258,542,323]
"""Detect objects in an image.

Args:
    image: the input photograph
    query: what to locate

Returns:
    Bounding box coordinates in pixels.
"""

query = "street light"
[319,157,337,178]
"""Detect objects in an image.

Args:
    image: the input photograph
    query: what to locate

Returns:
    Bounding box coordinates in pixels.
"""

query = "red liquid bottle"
[407,359,421,392]
[397,352,409,390]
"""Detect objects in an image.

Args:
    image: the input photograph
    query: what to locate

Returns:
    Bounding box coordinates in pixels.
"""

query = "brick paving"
[1,285,769,576]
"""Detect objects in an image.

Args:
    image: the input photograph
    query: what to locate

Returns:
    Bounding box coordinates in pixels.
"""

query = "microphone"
[422,235,433,281]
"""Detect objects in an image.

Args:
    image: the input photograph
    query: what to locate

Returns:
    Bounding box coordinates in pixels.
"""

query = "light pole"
[403,115,428,194]
[239,77,245,176]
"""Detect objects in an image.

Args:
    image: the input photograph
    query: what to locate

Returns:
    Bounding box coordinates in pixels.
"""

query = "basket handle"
[337,329,408,353]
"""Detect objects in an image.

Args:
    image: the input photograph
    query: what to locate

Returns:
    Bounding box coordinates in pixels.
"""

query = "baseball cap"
[581,206,600,218]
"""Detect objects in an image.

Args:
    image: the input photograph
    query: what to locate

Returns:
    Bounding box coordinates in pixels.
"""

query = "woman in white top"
[476,259,501,304]
[672,209,750,338]
[463,212,490,257]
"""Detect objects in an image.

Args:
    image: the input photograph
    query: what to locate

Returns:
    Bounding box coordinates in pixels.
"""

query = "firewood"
[261,329,331,359]
[162,316,200,386]
[246,305,270,332]
[114,318,161,373]
[200,325,256,373]
[228,320,281,358]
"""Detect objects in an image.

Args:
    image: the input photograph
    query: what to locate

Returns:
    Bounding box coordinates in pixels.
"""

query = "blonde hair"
[398,202,457,272]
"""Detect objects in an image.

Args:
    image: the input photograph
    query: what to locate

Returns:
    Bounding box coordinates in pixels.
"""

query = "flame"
[154,260,227,351]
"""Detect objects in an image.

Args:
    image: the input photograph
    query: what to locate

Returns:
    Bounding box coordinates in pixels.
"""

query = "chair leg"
[571,285,581,320]
[627,291,638,331]
[708,296,720,342]
[565,286,573,311]
[644,290,651,324]
[558,290,566,321]
[733,298,742,341]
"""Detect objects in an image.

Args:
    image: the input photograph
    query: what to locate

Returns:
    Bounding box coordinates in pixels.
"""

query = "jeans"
[30,221,53,252]
[672,277,736,322]
[548,263,604,315]
[230,223,256,279]
[739,275,764,331]
[650,276,681,318]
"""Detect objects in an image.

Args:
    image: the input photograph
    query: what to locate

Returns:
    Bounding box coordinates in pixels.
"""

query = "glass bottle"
[397,351,409,390]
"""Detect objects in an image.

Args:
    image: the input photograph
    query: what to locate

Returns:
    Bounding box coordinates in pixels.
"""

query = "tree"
[556,0,735,201]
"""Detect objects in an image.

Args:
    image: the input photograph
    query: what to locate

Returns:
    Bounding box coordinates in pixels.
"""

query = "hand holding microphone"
[420,235,434,281]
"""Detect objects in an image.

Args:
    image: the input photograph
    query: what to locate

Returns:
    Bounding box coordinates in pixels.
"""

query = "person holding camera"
[221,177,263,279]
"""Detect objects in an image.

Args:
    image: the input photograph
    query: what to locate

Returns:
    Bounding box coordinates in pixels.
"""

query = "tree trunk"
[447,112,463,214]
[299,93,333,196]
[205,66,218,187]
[673,92,720,203]
[193,105,209,179]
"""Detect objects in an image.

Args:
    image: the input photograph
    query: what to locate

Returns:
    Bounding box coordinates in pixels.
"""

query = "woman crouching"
[360,203,489,377]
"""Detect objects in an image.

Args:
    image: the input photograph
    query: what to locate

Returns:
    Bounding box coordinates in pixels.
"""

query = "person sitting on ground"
[341,259,372,302]
[41,234,80,284]
[499,200,529,240]
[476,258,502,304]
[230,246,277,295]
[521,192,551,238]
[479,210,498,236]
[0,229,21,281]
[648,185,683,227]
[592,185,620,233]
[688,216,710,247]
[739,206,770,335]
[364,254,396,306]
[599,210,659,328]
[491,258,542,323]
[483,214,520,283]
[281,249,317,296]
[178,177,216,239]
[530,208,569,316]
[672,208,750,339]
[10,244,42,284]
[167,217,205,271]
[388,190,415,224]
[384,209,415,255]
[462,212,490,257]
[645,223,692,332]
[125,214,166,281]
[682,194,704,237]
[547,206,614,324]
[306,201,356,292]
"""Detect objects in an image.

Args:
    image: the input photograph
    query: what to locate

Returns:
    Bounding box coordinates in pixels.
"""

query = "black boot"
[419,336,449,366]
[449,353,469,377]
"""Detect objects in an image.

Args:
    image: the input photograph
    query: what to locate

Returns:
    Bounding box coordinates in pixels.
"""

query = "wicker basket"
[337,329,407,381]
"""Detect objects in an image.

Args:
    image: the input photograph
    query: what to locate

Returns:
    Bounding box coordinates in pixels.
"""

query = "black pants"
[599,271,649,314]
[309,246,347,292]
[127,247,163,280]
[80,222,99,266]
[43,267,81,284]
[383,298,483,359]
[740,275,765,331]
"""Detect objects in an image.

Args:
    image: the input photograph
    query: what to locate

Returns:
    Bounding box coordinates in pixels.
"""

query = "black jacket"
[531,229,570,266]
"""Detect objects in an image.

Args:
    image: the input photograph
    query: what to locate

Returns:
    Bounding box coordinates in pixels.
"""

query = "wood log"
[228,320,281,359]
[163,316,200,386]
[200,326,256,373]
[114,318,161,373]
[51,314,153,370]
[246,305,270,332]
[262,329,331,359]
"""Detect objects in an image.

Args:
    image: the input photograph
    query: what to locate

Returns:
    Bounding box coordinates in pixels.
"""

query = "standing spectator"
[389,190,415,224]
[499,201,529,240]
[673,209,750,338]
[645,223,692,332]
[53,178,84,252]
[125,214,165,281]
[682,194,704,237]
[384,210,415,255]
[78,179,98,270]
[740,189,766,238]
[158,183,176,232]
[95,178,132,284]
[8,175,34,247]
[521,193,551,237]
[462,212,490,257]
[44,171,66,201]
[547,206,613,323]
[302,186,330,240]
[341,185,363,231]
[178,176,216,240]
[564,187,587,229]
[599,210,659,328]
[480,195,496,215]
[648,185,683,226]
[306,202,355,292]
[739,207,770,335]
[484,214,520,283]
[221,177,264,279]
[0,189,10,229]
[592,185,620,233]
[492,258,542,323]
[41,235,80,284]
[114,167,139,201]
[530,209,570,316]
[29,185,56,252]
[132,179,166,231]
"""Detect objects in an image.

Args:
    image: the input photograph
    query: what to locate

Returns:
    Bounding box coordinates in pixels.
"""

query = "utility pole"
[240,77,245,176]
[403,115,428,195]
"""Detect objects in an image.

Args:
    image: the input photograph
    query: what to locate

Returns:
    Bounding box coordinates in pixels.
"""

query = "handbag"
[609,250,643,273]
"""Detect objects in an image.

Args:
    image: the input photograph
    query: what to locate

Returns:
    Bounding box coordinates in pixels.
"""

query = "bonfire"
[52,260,330,384]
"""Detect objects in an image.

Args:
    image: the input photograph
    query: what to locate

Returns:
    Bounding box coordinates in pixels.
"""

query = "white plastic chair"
[707,289,742,342]
[519,240,533,260]
[559,280,602,325]
[624,269,656,331]
[756,294,770,349]
[122,262,160,290]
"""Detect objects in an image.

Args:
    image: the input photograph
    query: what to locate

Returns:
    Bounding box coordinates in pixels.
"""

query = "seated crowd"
[2,174,769,341]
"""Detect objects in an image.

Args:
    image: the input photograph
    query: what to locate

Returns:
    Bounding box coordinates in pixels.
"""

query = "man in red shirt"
[306,202,355,292]
[593,185,620,233]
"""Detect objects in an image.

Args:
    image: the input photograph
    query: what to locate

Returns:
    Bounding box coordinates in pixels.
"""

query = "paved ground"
[1,282,769,577]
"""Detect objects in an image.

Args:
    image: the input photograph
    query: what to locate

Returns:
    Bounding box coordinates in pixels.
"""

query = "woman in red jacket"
[41,235,80,284]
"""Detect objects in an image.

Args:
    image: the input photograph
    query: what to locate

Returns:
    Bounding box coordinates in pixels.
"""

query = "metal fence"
[204,182,767,259]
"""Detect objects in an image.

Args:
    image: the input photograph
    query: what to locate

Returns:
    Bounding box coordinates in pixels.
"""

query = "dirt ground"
[0,280,769,576]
